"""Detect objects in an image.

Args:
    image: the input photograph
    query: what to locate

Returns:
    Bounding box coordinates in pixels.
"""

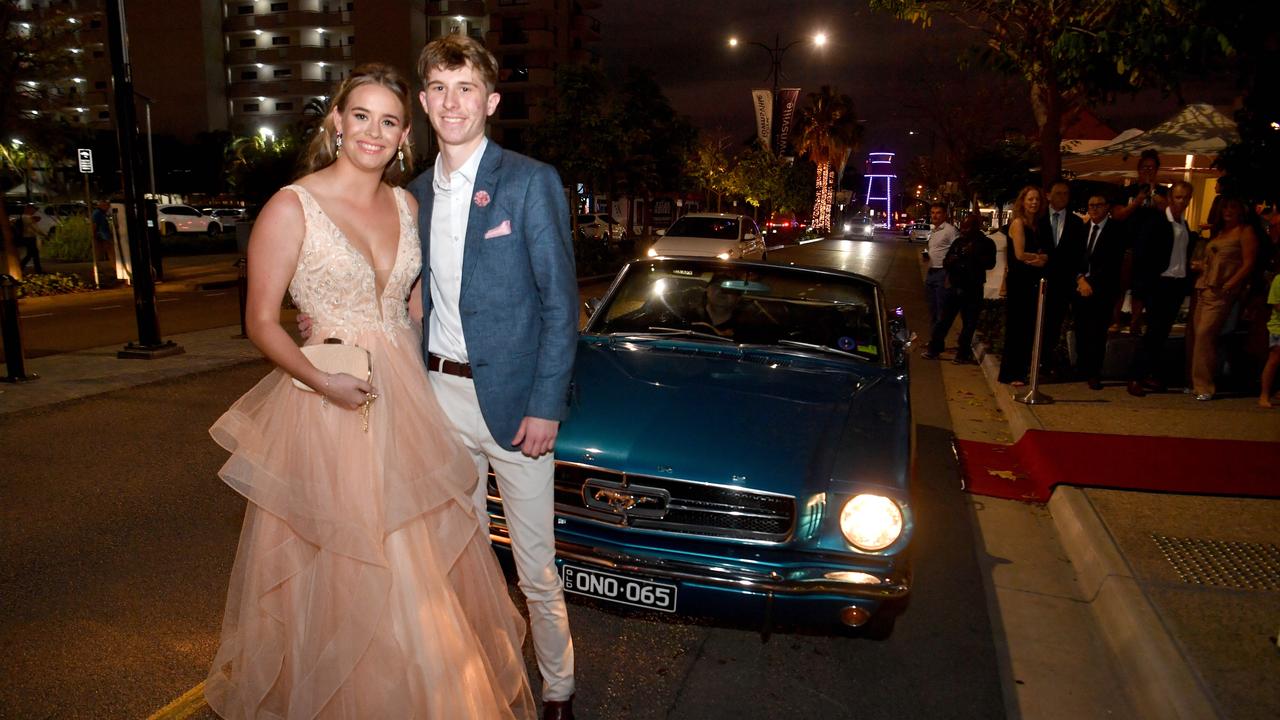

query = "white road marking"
[20,312,54,319]
[90,305,122,311]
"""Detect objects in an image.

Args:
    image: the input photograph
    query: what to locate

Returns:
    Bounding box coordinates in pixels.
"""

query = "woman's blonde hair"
[298,63,415,183]
[1010,185,1045,227]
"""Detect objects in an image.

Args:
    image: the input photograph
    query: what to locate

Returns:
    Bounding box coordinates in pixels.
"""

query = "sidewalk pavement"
[37,251,244,293]
[938,331,1278,720]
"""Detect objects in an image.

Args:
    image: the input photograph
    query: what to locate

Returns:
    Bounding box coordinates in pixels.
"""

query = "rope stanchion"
[1014,277,1053,405]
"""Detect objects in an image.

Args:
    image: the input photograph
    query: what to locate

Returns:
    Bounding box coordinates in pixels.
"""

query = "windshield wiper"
[604,326,739,343]
[772,339,864,359]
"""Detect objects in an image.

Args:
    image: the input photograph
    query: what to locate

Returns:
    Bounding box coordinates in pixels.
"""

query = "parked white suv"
[576,212,628,243]
[646,213,766,260]
[158,204,222,235]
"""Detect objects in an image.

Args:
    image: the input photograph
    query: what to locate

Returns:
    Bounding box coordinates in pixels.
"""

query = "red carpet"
[955,430,1280,503]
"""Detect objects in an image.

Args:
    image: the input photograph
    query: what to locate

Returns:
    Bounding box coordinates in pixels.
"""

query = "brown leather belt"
[427,352,473,379]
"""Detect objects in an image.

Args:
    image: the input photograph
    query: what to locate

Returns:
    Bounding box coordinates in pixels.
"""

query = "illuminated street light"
[727,31,829,93]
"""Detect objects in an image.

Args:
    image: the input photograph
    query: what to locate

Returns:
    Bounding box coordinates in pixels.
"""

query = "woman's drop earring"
[335,132,343,156]
[397,148,405,172]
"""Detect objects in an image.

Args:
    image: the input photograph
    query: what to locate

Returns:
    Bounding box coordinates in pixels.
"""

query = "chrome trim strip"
[490,531,910,600]
[555,460,796,501]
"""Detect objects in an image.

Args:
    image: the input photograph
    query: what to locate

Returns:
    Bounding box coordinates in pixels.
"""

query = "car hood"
[650,236,738,256]
[559,339,910,498]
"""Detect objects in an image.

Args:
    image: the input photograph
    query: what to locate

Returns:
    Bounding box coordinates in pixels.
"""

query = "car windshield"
[589,260,883,363]
[664,216,740,240]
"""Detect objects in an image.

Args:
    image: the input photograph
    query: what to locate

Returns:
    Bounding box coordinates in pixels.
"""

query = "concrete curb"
[1049,488,1220,720]
[970,335,1219,719]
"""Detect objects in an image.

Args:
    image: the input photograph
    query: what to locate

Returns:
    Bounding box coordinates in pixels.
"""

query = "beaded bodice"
[285,184,419,334]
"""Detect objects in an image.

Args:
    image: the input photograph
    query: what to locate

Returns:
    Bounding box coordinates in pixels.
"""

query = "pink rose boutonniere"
[473,190,491,207]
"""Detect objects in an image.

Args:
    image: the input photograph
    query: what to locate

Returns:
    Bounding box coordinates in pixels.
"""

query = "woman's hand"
[321,372,377,410]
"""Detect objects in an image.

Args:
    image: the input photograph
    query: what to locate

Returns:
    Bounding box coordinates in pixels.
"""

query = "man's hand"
[297,313,313,340]
[512,416,559,458]
[1076,277,1093,297]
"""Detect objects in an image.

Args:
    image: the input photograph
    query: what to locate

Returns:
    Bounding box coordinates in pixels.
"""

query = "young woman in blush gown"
[205,63,536,720]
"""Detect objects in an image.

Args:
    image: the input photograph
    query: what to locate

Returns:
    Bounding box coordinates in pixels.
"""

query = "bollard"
[234,256,248,339]
[1014,277,1053,405]
[0,274,38,383]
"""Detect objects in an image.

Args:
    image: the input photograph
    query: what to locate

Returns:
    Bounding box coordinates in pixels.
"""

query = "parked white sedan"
[158,204,222,235]
[646,213,766,260]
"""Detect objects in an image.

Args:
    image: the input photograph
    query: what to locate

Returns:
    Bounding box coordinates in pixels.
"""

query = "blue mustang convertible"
[488,257,914,636]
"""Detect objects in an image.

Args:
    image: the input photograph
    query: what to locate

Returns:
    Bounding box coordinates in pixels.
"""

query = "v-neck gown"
[205,185,536,720]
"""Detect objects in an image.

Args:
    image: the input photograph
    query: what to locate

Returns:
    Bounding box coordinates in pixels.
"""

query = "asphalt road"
[0,231,1005,719]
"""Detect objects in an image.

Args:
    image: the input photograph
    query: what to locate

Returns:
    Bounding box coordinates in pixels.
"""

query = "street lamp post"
[729,32,827,94]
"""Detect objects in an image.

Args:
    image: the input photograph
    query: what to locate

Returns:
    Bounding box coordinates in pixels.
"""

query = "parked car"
[203,208,247,228]
[19,202,87,238]
[157,204,222,235]
[576,212,628,244]
[646,213,766,260]
[905,221,931,243]
[486,257,915,636]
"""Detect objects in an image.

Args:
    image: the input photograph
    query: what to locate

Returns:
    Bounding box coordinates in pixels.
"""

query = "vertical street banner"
[773,88,801,158]
[751,89,773,151]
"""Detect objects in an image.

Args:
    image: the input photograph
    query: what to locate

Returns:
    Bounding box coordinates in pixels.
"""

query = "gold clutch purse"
[292,339,371,392]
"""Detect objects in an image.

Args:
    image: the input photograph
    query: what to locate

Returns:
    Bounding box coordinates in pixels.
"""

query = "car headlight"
[839,494,903,551]
[862,225,874,235]
[842,223,851,232]
[646,247,658,257]
[716,252,731,260]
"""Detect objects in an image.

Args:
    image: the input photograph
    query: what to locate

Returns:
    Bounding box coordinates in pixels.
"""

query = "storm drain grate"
[1150,534,1280,591]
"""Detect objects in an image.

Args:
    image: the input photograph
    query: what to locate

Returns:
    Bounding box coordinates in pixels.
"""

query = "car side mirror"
[583,297,602,318]
[888,307,916,368]
[655,229,666,236]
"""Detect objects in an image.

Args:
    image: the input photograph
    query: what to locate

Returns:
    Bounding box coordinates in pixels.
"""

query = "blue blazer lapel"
[408,172,435,272]
[461,142,503,296]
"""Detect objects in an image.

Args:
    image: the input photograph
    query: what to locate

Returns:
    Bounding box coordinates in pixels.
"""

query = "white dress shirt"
[1161,206,1190,279]
[926,221,957,269]
[428,136,488,363]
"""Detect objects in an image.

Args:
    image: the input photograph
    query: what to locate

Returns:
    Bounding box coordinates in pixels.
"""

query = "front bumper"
[489,519,911,627]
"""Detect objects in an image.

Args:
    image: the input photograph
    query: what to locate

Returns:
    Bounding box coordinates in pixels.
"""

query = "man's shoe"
[1127,381,1146,397]
[1087,378,1103,390]
[1140,379,1166,393]
[920,350,939,360]
[544,696,575,720]
[1194,393,1213,402]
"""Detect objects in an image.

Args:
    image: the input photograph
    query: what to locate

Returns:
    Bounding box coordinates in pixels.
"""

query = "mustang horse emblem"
[594,488,660,512]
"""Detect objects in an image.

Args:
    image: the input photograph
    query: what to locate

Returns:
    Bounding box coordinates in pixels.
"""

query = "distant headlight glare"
[646,247,658,257]
[839,494,903,551]
[716,252,731,260]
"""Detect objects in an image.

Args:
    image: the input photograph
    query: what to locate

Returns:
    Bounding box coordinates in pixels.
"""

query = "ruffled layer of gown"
[204,185,536,719]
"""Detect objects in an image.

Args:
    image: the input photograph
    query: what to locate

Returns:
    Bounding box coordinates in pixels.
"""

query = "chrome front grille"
[490,463,795,542]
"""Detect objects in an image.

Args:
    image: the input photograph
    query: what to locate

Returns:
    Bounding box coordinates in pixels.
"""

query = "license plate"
[560,564,677,612]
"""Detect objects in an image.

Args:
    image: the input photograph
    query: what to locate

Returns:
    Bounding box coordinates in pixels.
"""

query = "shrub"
[16,272,90,297]
[42,217,93,262]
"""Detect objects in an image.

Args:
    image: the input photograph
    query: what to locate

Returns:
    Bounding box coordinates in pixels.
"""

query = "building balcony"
[223,9,352,33]
[227,79,333,99]
[572,13,601,41]
[225,44,353,65]
[425,0,487,17]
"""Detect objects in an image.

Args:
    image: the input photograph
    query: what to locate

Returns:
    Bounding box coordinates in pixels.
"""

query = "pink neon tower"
[863,152,896,228]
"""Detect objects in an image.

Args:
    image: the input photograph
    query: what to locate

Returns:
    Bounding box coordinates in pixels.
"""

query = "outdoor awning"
[1061,103,1238,180]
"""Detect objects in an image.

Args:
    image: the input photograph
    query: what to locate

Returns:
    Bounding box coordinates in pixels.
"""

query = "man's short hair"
[417,34,499,92]
[1139,149,1160,167]
[1169,181,1192,196]
[1048,178,1070,193]
[929,202,947,214]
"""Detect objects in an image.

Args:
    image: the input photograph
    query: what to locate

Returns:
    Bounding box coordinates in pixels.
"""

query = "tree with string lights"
[794,86,862,233]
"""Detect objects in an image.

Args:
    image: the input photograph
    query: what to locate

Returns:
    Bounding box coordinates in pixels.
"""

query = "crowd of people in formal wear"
[919,150,1280,408]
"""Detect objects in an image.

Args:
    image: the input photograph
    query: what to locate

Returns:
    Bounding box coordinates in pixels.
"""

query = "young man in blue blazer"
[410,34,578,719]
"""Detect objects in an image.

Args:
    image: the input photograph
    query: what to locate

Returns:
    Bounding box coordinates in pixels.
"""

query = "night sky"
[595,0,1237,163]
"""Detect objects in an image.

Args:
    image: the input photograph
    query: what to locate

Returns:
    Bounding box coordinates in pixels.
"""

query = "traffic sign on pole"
[77,148,93,174]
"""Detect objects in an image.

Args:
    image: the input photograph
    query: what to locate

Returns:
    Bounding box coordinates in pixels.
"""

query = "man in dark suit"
[1127,180,1196,396]
[411,34,579,718]
[1039,179,1087,375]
[1074,194,1128,389]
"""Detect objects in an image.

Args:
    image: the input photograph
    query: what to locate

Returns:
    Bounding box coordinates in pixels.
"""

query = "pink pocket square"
[484,220,512,239]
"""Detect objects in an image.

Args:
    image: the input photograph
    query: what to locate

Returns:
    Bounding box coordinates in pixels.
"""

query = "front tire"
[163,222,176,235]
[207,223,222,236]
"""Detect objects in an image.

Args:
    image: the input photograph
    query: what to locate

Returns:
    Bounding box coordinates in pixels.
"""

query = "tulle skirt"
[205,324,536,719]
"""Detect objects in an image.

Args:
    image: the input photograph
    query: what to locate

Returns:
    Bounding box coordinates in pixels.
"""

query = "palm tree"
[794,86,863,232]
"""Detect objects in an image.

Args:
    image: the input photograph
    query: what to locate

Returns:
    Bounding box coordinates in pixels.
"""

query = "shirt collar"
[1165,206,1185,225]
[433,136,489,194]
